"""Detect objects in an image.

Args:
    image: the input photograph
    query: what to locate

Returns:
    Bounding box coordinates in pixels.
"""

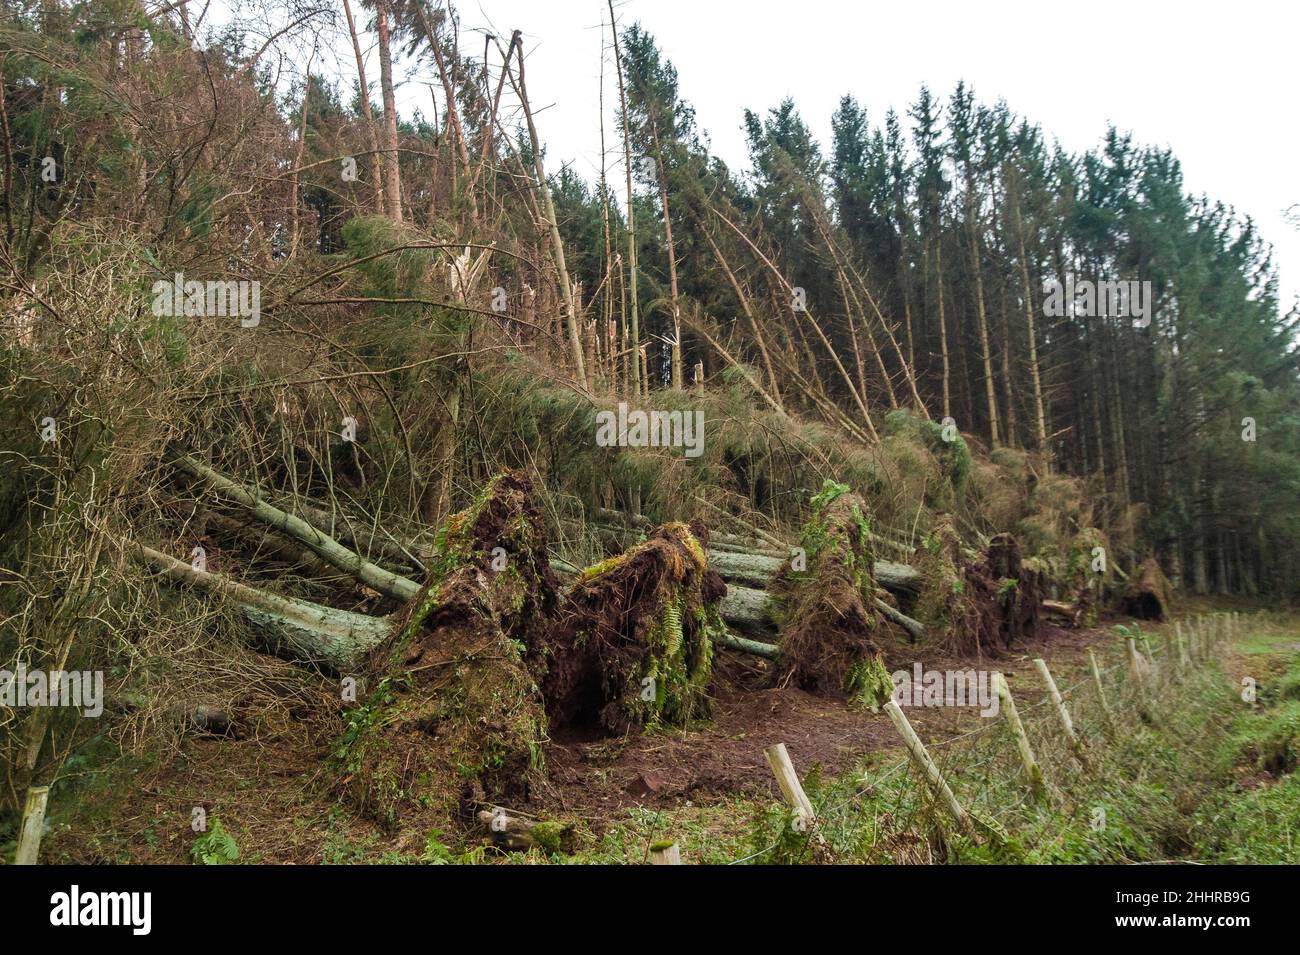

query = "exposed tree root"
[768,482,892,706]
[914,519,1045,656]
[542,520,721,735]
[335,470,558,827]
[1121,557,1174,620]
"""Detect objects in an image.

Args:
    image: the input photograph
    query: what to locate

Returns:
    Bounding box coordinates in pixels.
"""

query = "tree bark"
[375,0,403,221]
[341,0,385,216]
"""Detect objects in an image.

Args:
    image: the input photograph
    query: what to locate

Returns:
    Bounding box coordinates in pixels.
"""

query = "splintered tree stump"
[543,520,722,735]
[768,481,891,706]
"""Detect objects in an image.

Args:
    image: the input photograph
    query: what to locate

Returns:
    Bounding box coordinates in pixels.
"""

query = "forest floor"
[34,599,1294,865]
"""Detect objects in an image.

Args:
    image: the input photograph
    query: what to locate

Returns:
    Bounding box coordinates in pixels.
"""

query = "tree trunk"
[1011,189,1048,457]
[935,237,952,418]
[511,32,588,391]
[608,2,640,397]
[171,455,420,601]
[375,0,403,222]
[341,0,385,216]
[135,543,390,672]
[650,125,683,389]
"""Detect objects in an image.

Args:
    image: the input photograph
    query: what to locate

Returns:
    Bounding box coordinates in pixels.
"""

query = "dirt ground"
[533,622,1103,832]
[43,618,1117,864]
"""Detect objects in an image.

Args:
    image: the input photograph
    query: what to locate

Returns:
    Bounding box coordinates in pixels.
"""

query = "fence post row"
[745,610,1247,862]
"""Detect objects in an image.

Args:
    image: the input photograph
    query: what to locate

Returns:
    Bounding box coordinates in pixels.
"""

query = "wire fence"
[724,610,1246,865]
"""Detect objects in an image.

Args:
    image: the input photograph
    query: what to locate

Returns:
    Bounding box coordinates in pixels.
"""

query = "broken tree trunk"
[171,455,420,602]
[134,543,390,672]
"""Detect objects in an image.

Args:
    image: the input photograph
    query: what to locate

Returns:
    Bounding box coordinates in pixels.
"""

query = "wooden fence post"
[1127,637,1155,722]
[764,742,830,858]
[1174,621,1190,669]
[1140,634,1160,686]
[1033,658,1088,767]
[15,785,50,865]
[993,672,1047,802]
[883,700,971,836]
[649,841,682,865]
[1087,648,1115,732]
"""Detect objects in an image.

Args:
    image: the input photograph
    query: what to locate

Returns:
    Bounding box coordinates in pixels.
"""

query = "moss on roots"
[543,520,720,734]
[770,480,888,705]
[915,520,1044,655]
[333,470,558,828]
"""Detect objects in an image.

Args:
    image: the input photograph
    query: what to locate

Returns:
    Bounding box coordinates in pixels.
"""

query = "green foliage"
[190,818,240,865]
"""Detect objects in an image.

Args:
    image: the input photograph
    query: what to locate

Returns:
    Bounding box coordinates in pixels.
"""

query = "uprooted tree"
[767,481,892,705]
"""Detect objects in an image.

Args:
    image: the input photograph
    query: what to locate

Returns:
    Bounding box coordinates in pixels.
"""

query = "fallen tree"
[171,454,421,602]
[134,542,390,672]
[543,520,723,734]
[766,481,892,705]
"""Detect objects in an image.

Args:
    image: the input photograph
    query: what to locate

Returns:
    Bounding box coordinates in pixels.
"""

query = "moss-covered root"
[543,519,722,735]
[985,532,1046,645]
[769,480,889,706]
[915,519,1043,656]
[1067,527,1111,627]
[334,470,559,829]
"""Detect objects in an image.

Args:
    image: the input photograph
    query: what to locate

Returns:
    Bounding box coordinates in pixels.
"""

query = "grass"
[548,611,1300,865]
[16,611,1297,865]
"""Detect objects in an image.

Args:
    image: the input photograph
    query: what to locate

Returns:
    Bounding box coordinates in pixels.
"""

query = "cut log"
[1042,599,1080,625]
[477,807,576,854]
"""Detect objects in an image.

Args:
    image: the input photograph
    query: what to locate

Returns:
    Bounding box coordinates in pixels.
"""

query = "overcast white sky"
[457,0,1300,305]
[225,0,1300,305]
